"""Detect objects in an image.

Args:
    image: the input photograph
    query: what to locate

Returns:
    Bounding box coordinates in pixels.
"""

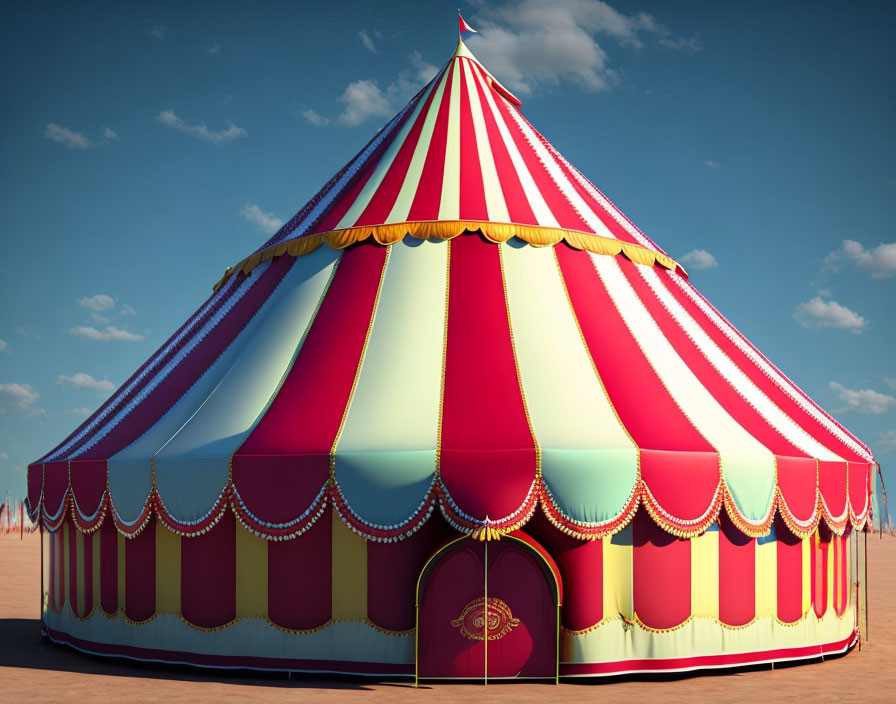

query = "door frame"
[414,532,562,685]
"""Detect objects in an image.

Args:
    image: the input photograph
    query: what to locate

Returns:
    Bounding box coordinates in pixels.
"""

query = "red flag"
[458,11,477,36]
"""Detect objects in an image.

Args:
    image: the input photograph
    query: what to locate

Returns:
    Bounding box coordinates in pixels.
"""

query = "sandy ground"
[2,531,895,703]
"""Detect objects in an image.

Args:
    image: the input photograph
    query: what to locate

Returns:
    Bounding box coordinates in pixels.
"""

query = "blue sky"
[1,0,894,506]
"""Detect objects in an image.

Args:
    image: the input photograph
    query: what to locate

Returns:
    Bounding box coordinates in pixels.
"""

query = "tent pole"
[484,539,488,687]
[864,529,869,642]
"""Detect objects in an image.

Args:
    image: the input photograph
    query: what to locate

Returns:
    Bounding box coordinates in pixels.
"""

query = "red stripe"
[457,60,488,221]
[27,464,42,516]
[775,516,803,623]
[656,272,867,462]
[124,515,156,622]
[99,518,118,614]
[718,513,755,626]
[406,65,456,221]
[633,511,690,629]
[181,510,236,628]
[68,520,78,614]
[354,70,447,226]
[468,64,537,225]
[489,95,590,232]
[849,463,871,519]
[366,516,454,631]
[527,509,600,630]
[622,261,807,458]
[439,236,536,521]
[818,460,848,524]
[49,527,59,611]
[314,161,378,232]
[777,456,818,525]
[539,137,646,246]
[42,462,68,519]
[268,510,331,629]
[69,460,106,525]
[81,256,294,461]
[233,245,386,526]
[556,246,719,521]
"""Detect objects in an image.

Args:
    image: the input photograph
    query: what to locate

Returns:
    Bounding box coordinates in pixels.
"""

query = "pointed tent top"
[215,26,681,289]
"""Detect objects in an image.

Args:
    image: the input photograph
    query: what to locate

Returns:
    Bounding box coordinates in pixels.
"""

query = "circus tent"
[27,31,876,680]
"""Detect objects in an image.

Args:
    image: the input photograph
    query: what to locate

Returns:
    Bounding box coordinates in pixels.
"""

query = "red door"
[417,535,559,680]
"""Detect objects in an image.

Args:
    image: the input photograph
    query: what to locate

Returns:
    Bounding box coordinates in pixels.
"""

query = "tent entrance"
[415,534,560,683]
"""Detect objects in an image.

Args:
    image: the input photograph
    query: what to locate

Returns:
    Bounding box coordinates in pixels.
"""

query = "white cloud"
[679,249,717,270]
[336,79,393,127]
[101,126,118,143]
[465,0,696,95]
[145,20,166,40]
[76,294,116,312]
[67,408,93,416]
[90,313,110,325]
[13,326,25,336]
[239,203,283,234]
[119,304,136,317]
[70,325,145,342]
[793,296,867,334]
[829,381,896,415]
[883,377,896,391]
[358,29,382,53]
[0,383,40,414]
[0,452,7,459]
[45,123,90,150]
[659,34,702,52]
[156,110,247,144]
[0,339,7,355]
[300,108,331,127]
[334,51,438,127]
[59,373,116,393]
[208,43,221,54]
[823,239,896,279]
[702,159,720,170]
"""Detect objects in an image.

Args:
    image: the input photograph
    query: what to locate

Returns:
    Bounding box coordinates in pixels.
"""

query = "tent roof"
[28,34,875,543]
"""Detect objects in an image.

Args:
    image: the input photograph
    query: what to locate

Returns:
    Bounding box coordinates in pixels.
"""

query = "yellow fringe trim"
[214,221,682,291]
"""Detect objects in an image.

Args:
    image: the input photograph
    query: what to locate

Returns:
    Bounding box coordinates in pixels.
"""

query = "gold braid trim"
[214,221,682,290]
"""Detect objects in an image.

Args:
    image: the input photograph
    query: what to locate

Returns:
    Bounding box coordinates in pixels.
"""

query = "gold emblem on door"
[451,597,520,641]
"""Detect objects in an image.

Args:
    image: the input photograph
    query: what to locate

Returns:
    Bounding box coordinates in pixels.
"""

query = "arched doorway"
[416,532,561,682]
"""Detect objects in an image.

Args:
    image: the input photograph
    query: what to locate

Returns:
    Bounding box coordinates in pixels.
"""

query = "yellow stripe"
[603,524,633,619]
[42,529,50,613]
[755,534,777,618]
[236,521,268,618]
[801,534,811,616]
[155,520,181,613]
[92,530,101,613]
[62,521,69,609]
[331,510,367,620]
[117,530,126,614]
[690,527,719,619]
[75,529,85,616]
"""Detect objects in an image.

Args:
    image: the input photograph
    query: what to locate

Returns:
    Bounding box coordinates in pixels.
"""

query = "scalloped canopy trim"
[213,221,684,291]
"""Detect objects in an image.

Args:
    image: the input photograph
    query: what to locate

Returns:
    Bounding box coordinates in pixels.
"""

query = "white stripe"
[461,59,510,223]
[337,239,446,453]
[503,99,618,239]
[335,72,442,230]
[502,244,634,450]
[438,63,462,221]
[638,266,843,462]
[150,248,341,522]
[461,61,510,222]
[469,65,560,228]
[384,68,452,224]
[591,253,771,456]
[334,238,446,526]
[665,271,873,461]
[546,142,662,253]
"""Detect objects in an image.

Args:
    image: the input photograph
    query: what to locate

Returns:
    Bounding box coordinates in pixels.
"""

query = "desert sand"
[2,531,894,703]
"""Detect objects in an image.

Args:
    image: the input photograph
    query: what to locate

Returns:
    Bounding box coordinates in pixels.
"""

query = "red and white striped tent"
[28,34,876,680]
